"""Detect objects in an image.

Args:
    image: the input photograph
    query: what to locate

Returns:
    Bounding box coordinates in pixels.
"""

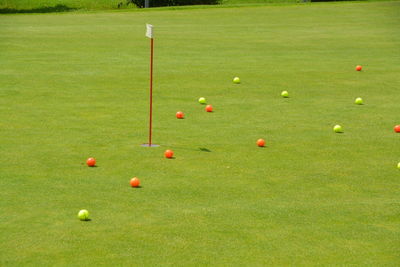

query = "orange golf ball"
[165,150,174,158]
[257,139,265,147]
[394,125,400,133]
[176,111,184,119]
[86,157,96,167]
[355,65,362,71]
[130,177,140,187]
[205,105,213,112]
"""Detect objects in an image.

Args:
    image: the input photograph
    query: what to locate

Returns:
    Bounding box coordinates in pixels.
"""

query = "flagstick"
[148,37,154,146]
[142,24,158,147]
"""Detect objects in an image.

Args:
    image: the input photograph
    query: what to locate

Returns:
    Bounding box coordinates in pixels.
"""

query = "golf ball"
[78,209,89,221]
[198,97,206,104]
[130,177,140,187]
[86,158,96,167]
[333,125,343,133]
[233,77,240,84]
[257,139,265,147]
[165,150,174,158]
[355,97,363,105]
[281,91,289,98]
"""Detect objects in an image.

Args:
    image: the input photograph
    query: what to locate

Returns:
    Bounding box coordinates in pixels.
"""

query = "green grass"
[0,0,136,12]
[0,0,392,13]
[1,1,400,265]
[222,0,298,4]
[0,0,296,13]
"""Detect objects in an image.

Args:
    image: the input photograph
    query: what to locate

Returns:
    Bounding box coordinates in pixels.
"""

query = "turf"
[0,0,298,13]
[0,0,135,12]
[1,1,400,265]
[0,0,391,14]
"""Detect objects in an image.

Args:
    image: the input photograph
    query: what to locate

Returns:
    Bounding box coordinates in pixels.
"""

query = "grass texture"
[1,1,400,265]
[0,0,391,13]
[0,0,135,13]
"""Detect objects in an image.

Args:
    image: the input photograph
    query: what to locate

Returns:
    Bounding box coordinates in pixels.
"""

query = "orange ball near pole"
[176,111,184,119]
[165,150,174,158]
[130,177,140,187]
[257,139,265,147]
[86,157,96,167]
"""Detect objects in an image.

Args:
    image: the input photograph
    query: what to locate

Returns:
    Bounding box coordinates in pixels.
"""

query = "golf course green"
[1,1,399,265]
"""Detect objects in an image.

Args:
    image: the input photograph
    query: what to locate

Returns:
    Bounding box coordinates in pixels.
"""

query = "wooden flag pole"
[142,24,158,147]
[148,37,154,146]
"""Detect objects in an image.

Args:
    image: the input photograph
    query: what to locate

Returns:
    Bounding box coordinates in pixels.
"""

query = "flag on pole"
[141,23,158,147]
[146,24,153,39]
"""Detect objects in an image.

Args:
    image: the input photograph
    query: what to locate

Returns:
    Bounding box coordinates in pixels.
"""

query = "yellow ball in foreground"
[355,97,363,105]
[281,91,289,98]
[333,125,343,133]
[198,97,206,104]
[78,209,89,221]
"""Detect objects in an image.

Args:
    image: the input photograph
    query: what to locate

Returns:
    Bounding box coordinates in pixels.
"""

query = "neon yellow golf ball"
[198,97,206,104]
[233,77,240,84]
[355,97,363,105]
[333,125,343,133]
[281,91,289,98]
[78,209,89,221]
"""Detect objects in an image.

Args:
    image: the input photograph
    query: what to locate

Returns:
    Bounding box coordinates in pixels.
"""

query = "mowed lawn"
[1,1,399,265]
[0,0,130,11]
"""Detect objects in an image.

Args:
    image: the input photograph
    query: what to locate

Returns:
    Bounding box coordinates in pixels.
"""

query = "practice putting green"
[1,1,399,265]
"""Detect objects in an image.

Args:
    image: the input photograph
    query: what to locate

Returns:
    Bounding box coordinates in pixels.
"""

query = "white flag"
[146,24,153,39]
